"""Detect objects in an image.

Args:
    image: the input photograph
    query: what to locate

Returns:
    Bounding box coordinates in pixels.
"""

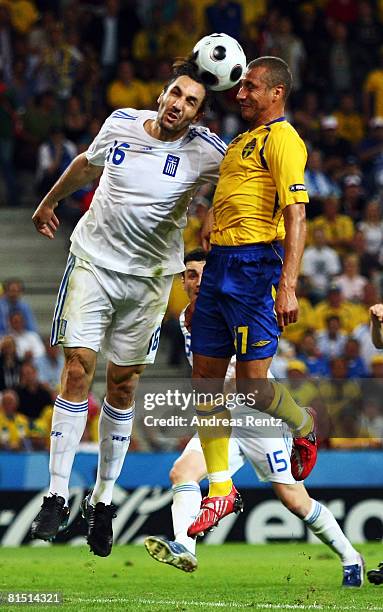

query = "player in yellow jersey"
[187,57,317,538]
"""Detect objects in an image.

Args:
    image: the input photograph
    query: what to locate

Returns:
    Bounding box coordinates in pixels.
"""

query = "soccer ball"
[192,33,247,92]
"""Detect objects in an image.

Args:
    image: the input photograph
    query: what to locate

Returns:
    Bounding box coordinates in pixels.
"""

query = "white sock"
[90,399,134,506]
[304,499,359,565]
[49,395,88,504]
[171,481,201,554]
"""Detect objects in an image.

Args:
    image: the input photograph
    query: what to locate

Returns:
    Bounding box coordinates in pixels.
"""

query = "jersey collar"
[265,116,286,126]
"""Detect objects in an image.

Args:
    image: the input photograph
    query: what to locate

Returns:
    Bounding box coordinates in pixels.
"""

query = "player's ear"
[274,84,284,100]
[157,90,165,105]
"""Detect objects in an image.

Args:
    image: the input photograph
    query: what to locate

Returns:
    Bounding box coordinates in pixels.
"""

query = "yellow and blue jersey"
[211,117,309,246]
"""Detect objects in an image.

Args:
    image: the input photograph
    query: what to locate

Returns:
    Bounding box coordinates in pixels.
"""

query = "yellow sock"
[265,382,313,436]
[196,401,232,497]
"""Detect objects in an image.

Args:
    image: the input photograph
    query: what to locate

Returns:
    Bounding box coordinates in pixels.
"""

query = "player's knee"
[170,453,205,484]
[62,354,89,394]
[107,365,144,406]
[278,489,306,517]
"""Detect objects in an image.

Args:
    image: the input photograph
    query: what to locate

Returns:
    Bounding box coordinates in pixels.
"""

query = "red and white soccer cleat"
[187,485,243,538]
[291,408,317,480]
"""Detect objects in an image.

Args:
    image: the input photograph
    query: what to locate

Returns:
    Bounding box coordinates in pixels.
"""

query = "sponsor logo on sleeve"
[289,184,307,192]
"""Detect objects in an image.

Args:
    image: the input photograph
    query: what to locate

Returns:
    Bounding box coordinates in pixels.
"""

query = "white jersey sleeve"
[189,126,226,185]
[85,116,114,166]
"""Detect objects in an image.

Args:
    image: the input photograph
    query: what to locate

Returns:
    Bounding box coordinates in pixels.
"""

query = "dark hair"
[184,248,207,266]
[163,57,212,113]
[247,56,292,101]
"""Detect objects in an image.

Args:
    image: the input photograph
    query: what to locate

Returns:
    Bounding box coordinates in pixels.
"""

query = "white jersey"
[70,108,226,276]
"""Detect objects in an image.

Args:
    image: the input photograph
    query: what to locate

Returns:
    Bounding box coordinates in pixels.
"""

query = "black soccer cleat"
[31,494,70,541]
[368,562,383,585]
[81,494,117,557]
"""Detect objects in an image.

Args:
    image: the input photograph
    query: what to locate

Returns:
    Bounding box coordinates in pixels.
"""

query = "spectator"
[340,174,365,223]
[360,398,383,439]
[36,126,77,197]
[205,0,243,42]
[309,195,354,254]
[352,281,382,327]
[326,22,354,97]
[106,60,151,110]
[325,0,358,25]
[0,389,30,450]
[313,283,363,333]
[354,1,383,71]
[285,360,318,407]
[317,116,352,176]
[270,15,306,93]
[317,315,347,360]
[344,338,368,378]
[333,92,364,146]
[330,404,381,449]
[84,0,140,82]
[270,338,296,379]
[0,335,22,391]
[163,3,203,60]
[9,311,45,362]
[353,322,383,374]
[358,117,383,193]
[0,82,18,206]
[357,200,383,256]
[302,227,341,302]
[293,91,321,143]
[319,357,361,423]
[335,253,368,302]
[352,229,381,279]
[0,278,38,335]
[14,362,53,420]
[297,331,330,377]
[304,149,339,206]
[35,337,64,391]
[363,47,383,120]
[20,91,62,172]
[0,5,13,84]
[63,95,88,144]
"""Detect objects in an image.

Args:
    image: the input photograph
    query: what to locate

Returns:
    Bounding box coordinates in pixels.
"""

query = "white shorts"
[51,254,173,366]
[183,408,297,485]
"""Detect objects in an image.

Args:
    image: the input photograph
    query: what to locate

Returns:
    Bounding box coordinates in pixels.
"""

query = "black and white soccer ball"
[192,33,247,92]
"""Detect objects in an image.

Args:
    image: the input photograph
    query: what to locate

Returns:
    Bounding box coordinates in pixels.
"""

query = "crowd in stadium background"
[1,0,383,452]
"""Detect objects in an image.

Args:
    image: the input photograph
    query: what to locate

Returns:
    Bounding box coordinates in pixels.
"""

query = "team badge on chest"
[242,138,257,159]
[163,154,180,177]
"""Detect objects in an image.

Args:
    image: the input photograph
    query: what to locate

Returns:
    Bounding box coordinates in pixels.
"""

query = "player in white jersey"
[145,249,364,588]
[30,60,226,557]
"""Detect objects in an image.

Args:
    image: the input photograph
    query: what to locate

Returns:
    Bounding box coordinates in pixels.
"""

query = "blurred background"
[0,0,382,546]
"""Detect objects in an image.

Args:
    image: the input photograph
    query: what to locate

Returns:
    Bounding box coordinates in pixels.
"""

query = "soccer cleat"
[291,408,317,481]
[144,536,198,573]
[367,561,383,585]
[342,555,365,587]
[31,494,70,541]
[81,494,117,557]
[187,484,243,538]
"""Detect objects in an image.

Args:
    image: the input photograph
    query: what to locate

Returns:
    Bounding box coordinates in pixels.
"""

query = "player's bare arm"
[275,203,306,329]
[32,153,103,239]
[370,303,383,348]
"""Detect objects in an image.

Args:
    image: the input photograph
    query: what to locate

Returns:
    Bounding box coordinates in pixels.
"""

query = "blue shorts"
[191,243,283,361]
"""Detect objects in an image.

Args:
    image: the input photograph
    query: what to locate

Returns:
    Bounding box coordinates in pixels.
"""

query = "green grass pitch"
[0,543,382,611]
